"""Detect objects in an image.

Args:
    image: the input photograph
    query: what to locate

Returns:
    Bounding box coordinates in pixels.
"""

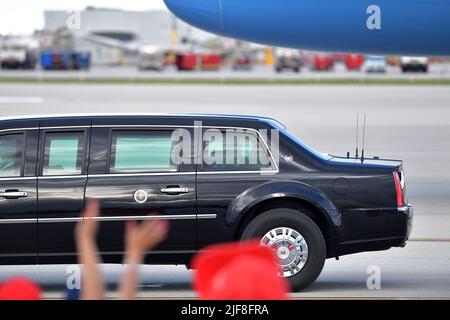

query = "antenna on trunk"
[355,113,359,158]
[361,113,367,163]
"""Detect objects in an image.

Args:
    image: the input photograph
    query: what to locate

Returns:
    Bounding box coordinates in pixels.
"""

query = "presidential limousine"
[0,114,412,289]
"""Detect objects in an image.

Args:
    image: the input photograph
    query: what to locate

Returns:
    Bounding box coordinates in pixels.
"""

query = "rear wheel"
[241,208,326,291]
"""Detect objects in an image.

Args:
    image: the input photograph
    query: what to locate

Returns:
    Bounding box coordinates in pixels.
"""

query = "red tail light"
[393,172,405,207]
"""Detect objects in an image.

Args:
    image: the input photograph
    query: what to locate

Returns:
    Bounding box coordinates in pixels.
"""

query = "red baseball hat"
[192,240,290,300]
[0,277,42,300]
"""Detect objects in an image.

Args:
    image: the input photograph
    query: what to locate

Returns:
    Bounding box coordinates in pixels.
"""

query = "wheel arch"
[226,180,341,227]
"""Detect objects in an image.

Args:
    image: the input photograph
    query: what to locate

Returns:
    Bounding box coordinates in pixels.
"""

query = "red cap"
[0,277,42,300]
[192,240,290,300]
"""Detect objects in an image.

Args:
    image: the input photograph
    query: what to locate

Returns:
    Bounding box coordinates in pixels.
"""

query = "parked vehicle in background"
[400,56,429,73]
[138,45,166,71]
[232,53,253,71]
[429,57,450,63]
[201,53,222,71]
[386,56,400,66]
[364,56,388,73]
[0,43,37,69]
[176,53,198,71]
[275,48,302,73]
[312,53,334,71]
[163,50,177,67]
[40,51,91,70]
[345,54,364,70]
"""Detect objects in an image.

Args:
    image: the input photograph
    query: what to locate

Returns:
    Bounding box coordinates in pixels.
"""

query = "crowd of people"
[0,199,289,300]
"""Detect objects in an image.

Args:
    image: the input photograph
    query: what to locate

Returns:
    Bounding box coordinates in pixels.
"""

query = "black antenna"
[361,113,366,163]
[355,113,359,158]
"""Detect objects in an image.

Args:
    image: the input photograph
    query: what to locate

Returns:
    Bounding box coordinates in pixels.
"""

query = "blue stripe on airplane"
[164,0,450,56]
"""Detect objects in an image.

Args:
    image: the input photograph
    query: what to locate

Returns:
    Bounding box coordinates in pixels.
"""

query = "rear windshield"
[270,121,331,161]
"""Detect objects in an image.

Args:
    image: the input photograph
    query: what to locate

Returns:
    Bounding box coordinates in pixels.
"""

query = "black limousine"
[0,114,412,289]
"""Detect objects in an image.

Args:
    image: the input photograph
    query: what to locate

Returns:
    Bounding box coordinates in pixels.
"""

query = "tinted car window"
[202,129,273,171]
[110,131,177,173]
[0,134,24,177]
[43,132,85,176]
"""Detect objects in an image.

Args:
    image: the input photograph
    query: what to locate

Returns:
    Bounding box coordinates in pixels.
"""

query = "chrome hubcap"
[260,227,308,278]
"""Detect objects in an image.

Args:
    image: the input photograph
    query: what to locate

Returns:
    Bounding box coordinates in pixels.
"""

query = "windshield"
[368,56,384,61]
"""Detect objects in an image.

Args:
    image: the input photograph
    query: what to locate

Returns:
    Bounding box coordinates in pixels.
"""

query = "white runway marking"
[0,96,44,104]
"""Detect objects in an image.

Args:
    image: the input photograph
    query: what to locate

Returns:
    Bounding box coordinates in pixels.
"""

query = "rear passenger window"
[0,134,24,177]
[110,131,177,173]
[203,129,273,171]
[42,132,85,176]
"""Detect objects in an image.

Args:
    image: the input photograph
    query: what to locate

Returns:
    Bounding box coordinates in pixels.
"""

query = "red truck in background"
[345,54,365,70]
[312,53,334,71]
[176,53,198,71]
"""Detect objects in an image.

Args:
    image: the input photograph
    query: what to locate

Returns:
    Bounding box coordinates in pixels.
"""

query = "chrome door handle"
[161,187,189,194]
[0,191,28,198]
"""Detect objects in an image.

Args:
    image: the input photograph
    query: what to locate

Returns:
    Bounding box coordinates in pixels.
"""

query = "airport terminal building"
[43,7,214,65]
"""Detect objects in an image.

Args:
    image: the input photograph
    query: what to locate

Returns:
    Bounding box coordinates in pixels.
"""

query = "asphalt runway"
[0,83,449,298]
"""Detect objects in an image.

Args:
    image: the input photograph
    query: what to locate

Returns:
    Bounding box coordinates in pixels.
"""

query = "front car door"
[0,120,39,264]
[37,119,90,264]
[86,118,198,264]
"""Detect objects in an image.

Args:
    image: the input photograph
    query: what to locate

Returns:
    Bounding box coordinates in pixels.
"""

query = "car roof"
[0,113,286,129]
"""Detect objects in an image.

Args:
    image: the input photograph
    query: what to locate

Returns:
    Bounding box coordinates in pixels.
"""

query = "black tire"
[241,208,326,291]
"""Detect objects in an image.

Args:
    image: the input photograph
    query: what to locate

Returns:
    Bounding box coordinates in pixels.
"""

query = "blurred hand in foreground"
[119,217,169,300]
[76,199,104,300]
[76,199,100,241]
[125,218,169,262]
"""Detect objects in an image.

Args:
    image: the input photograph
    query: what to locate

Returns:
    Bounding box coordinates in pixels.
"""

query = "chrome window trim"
[200,125,280,173]
[0,127,38,134]
[94,125,196,129]
[40,126,91,131]
[0,126,90,134]
[0,214,217,224]
[94,124,279,174]
[0,124,280,176]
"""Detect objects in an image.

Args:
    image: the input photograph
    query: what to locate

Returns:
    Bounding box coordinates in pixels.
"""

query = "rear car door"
[0,122,39,264]
[196,126,278,248]
[86,120,197,264]
[37,119,90,264]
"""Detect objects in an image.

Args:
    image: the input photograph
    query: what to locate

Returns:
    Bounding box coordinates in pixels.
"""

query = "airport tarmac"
[0,63,449,81]
[0,83,449,298]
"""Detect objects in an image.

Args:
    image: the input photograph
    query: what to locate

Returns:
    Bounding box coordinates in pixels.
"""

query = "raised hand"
[119,216,169,300]
[124,218,169,262]
[76,199,100,241]
[75,199,104,300]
